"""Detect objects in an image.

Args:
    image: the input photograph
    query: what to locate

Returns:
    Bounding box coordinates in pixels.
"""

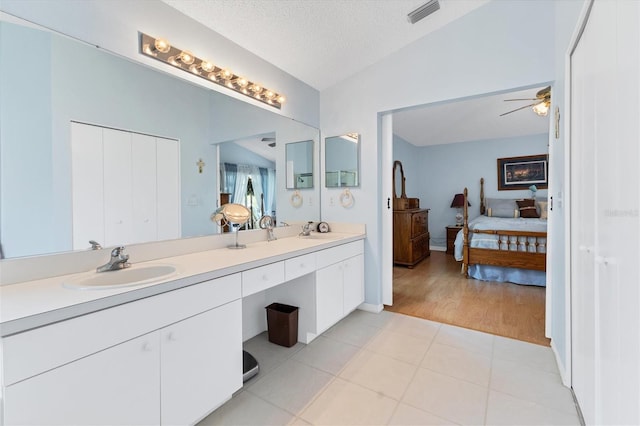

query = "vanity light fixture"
[139,33,286,109]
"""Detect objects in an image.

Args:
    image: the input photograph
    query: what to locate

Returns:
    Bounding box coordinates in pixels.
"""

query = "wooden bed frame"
[461,178,547,277]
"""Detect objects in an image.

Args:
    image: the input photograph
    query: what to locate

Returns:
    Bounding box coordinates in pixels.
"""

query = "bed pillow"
[537,200,548,219]
[485,198,519,218]
[517,199,540,218]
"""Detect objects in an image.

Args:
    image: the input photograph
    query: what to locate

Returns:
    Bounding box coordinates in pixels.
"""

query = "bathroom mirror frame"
[324,133,360,188]
[0,15,320,260]
[285,140,314,189]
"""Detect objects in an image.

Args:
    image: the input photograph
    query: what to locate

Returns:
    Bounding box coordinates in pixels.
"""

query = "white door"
[570,1,640,424]
[161,300,242,425]
[131,133,157,243]
[103,128,133,246]
[343,254,364,314]
[4,333,160,425]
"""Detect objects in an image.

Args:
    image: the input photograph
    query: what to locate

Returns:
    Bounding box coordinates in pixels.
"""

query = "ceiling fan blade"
[503,98,538,102]
[499,102,538,116]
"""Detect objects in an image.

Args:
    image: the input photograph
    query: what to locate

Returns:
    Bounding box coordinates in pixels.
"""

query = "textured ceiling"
[161,0,488,90]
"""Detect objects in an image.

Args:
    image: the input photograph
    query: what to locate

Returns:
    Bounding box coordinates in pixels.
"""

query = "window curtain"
[259,167,276,216]
[222,162,237,201]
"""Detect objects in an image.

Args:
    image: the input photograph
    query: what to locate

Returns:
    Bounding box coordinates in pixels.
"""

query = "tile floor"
[198,310,580,425]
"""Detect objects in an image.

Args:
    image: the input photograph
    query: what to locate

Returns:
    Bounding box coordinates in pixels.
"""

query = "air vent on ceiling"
[262,137,276,148]
[407,0,440,24]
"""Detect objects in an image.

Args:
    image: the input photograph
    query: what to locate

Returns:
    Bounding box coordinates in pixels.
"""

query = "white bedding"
[454,216,548,286]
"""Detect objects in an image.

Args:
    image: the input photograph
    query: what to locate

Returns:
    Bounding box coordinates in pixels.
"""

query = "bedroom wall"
[415,133,549,249]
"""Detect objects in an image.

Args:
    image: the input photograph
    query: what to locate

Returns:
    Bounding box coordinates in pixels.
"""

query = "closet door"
[131,133,157,244]
[103,128,133,247]
[156,137,181,241]
[571,1,640,424]
[71,123,104,250]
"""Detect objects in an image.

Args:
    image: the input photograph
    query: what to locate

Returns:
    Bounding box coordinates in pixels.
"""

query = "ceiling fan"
[500,86,551,117]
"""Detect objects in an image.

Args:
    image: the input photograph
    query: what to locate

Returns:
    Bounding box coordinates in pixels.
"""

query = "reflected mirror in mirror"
[0,16,320,259]
[325,133,360,187]
[285,140,314,189]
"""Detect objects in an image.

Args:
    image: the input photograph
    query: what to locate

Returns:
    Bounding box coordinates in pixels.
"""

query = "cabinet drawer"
[411,233,430,260]
[2,274,241,386]
[411,211,428,237]
[316,240,364,270]
[242,261,285,297]
[285,253,317,281]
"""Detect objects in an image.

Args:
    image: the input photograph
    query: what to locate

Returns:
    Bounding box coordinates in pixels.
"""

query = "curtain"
[222,162,237,202]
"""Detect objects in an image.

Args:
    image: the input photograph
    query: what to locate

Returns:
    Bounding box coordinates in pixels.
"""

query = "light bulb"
[178,50,195,65]
[249,83,263,93]
[236,77,248,88]
[533,101,549,117]
[264,90,275,100]
[154,38,171,53]
[200,60,214,73]
[277,95,286,104]
[219,68,233,80]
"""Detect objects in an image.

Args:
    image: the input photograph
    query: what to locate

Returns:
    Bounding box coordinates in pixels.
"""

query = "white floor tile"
[434,323,494,356]
[198,391,295,425]
[490,358,576,415]
[300,377,398,425]
[383,313,441,341]
[365,329,432,365]
[493,335,559,374]
[322,316,381,347]
[486,390,580,425]
[339,349,418,400]
[389,403,458,426]
[347,309,396,329]
[243,332,305,377]
[403,368,488,425]
[421,342,492,387]
[248,359,334,415]
[292,335,360,375]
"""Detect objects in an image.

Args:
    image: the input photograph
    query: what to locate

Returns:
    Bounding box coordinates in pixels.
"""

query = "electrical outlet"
[329,196,334,206]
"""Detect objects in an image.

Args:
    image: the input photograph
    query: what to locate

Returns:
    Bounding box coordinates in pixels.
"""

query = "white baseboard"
[358,303,383,313]
[551,339,570,387]
[431,245,446,252]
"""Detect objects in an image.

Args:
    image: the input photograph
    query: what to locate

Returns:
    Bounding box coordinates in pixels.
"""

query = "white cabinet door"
[4,333,160,425]
[71,122,104,250]
[156,137,181,241]
[316,262,344,333]
[103,128,133,246]
[131,133,157,244]
[161,299,242,425]
[343,254,364,314]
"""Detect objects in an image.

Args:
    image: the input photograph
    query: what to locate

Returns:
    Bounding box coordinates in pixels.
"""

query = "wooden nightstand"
[446,225,463,255]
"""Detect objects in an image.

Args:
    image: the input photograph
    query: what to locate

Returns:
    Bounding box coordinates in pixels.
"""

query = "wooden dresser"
[393,209,430,268]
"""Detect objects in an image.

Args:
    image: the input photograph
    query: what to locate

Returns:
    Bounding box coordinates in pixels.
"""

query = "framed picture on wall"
[497,154,548,190]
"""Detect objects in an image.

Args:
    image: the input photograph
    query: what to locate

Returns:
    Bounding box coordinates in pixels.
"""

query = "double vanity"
[0,224,365,425]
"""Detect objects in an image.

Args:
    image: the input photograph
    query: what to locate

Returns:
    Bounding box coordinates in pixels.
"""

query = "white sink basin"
[63,264,178,290]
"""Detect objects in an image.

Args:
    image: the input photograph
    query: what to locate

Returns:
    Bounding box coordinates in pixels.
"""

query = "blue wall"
[394,133,549,249]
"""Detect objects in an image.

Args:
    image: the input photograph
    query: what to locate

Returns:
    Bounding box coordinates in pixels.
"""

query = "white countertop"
[0,232,364,337]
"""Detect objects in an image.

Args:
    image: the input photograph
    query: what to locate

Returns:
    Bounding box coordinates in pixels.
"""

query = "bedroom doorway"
[384,86,552,345]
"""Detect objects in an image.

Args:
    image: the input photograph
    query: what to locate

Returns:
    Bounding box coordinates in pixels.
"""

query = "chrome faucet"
[259,215,277,242]
[89,240,102,250]
[97,246,131,272]
[299,221,313,237]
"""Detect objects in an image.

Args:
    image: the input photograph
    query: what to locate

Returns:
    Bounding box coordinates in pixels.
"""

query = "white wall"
[320,0,556,308]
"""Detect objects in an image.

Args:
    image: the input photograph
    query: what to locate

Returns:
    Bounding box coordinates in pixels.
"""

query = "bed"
[454,179,548,286]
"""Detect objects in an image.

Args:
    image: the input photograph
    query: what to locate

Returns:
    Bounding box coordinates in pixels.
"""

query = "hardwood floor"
[386,251,550,346]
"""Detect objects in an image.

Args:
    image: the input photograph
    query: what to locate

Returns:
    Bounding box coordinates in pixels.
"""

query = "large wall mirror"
[325,133,360,187]
[0,15,320,259]
[285,140,314,189]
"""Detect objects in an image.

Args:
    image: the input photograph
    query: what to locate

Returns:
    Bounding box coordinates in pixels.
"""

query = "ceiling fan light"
[533,102,550,116]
